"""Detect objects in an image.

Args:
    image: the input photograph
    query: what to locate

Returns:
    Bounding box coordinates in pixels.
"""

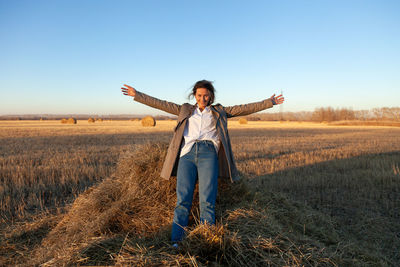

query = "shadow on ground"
[1,150,399,266]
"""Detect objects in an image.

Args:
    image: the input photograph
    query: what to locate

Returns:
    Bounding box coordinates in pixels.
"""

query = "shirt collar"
[195,105,211,113]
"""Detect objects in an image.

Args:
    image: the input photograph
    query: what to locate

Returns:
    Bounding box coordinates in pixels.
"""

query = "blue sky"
[1,0,399,115]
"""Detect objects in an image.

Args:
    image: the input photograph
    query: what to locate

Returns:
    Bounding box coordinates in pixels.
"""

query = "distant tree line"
[0,114,175,121]
[246,107,400,122]
[311,107,355,122]
[1,107,399,122]
[312,107,400,122]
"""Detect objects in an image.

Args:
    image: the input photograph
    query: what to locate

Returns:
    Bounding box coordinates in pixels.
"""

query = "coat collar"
[184,103,221,121]
[210,105,221,120]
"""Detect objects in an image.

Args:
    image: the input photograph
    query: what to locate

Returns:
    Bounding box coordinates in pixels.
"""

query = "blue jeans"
[171,140,219,242]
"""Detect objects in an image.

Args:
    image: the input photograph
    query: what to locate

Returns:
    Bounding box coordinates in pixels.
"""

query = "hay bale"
[34,143,174,265]
[88,118,95,123]
[60,118,68,124]
[67,118,77,124]
[141,116,156,127]
[96,118,103,122]
[238,118,248,124]
[33,143,246,266]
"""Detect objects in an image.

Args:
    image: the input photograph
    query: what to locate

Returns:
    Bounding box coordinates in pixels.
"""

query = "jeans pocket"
[205,141,217,154]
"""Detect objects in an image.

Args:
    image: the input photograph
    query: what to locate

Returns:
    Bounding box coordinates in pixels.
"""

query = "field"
[1,120,399,266]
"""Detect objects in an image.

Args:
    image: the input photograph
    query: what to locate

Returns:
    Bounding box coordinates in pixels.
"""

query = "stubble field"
[0,120,399,266]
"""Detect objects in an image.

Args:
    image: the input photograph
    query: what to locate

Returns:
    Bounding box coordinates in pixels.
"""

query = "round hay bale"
[238,118,248,124]
[67,118,77,124]
[141,116,156,127]
[96,118,103,122]
[61,118,68,124]
[88,117,95,123]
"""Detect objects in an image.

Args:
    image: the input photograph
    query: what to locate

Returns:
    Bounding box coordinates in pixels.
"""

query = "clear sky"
[1,0,399,115]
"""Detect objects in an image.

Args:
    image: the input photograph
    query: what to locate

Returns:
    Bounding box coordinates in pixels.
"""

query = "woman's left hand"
[270,94,285,105]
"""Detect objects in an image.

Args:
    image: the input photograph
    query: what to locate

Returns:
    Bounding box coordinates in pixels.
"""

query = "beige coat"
[134,91,274,182]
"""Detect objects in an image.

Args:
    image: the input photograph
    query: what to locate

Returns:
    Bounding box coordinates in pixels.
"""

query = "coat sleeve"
[223,98,274,118]
[133,91,181,116]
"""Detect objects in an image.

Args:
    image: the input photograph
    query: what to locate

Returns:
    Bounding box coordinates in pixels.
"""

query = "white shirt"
[180,106,220,157]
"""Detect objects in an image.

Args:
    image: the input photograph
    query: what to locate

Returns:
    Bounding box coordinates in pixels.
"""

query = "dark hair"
[188,80,216,105]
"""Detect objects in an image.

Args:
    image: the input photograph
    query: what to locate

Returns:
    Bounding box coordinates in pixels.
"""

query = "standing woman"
[121,80,284,245]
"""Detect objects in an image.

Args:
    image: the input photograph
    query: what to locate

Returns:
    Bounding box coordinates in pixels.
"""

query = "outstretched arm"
[121,84,181,116]
[224,93,285,118]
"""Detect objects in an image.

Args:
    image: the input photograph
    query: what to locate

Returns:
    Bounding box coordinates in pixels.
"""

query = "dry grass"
[26,144,250,266]
[1,120,399,266]
[31,143,175,265]
[328,120,400,127]
[0,120,174,223]
[0,120,175,138]
[114,182,340,266]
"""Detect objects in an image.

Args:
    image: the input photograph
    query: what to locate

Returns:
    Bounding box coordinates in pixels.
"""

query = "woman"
[121,80,284,245]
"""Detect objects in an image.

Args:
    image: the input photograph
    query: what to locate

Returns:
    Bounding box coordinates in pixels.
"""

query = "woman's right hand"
[121,84,136,97]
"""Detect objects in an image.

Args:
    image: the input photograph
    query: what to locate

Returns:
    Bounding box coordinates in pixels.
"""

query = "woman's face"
[195,88,211,111]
